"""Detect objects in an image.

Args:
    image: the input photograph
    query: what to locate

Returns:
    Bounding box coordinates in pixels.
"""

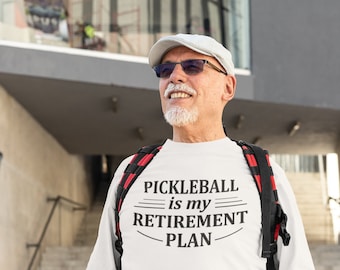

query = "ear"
[222,75,236,102]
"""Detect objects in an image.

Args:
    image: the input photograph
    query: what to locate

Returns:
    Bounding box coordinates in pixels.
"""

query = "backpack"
[114,140,291,270]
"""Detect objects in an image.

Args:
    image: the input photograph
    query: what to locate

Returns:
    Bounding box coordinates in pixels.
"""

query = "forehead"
[161,46,213,62]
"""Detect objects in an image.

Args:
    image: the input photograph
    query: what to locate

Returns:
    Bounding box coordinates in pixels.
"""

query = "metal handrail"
[329,196,340,205]
[26,195,87,270]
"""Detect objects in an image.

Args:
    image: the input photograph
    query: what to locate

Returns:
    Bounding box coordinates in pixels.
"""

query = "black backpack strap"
[114,143,163,259]
[237,140,290,270]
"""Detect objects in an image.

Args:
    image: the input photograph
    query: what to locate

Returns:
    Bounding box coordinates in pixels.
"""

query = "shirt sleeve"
[271,161,316,270]
[86,156,132,270]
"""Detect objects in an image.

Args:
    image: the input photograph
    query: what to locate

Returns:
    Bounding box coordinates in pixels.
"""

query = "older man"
[87,34,315,270]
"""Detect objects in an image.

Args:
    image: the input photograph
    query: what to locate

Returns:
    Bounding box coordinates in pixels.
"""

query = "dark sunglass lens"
[155,63,176,78]
[182,60,204,75]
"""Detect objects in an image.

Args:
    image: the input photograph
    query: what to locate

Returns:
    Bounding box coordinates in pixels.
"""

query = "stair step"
[310,244,340,269]
[39,246,93,270]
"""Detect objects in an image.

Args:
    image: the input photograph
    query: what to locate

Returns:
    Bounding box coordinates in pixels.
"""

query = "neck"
[172,124,227,143]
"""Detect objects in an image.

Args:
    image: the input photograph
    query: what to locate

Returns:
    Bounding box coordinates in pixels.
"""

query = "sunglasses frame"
[153,59,228,78]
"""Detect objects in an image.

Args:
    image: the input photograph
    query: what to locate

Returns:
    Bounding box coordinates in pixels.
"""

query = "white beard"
[164,106,199,127]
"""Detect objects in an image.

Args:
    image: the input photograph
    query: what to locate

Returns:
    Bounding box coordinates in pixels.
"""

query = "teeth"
[170,92,191,99]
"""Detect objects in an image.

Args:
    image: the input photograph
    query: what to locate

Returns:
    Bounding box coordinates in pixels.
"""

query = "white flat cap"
[148,33,235,75]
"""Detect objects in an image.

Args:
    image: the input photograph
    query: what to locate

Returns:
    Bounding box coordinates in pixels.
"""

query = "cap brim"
[148,38,210,68]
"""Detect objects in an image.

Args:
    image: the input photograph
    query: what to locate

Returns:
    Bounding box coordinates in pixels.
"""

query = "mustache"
[164,83,197,98]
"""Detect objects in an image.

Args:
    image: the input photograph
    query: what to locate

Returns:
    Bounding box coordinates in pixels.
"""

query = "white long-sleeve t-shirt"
[87,138,315,270]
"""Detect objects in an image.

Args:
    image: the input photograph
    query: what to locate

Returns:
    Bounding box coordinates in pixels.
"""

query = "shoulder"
[270,158,287,182]
[269,157,298,204]
[115,155,134,176]
[105,155,134,201]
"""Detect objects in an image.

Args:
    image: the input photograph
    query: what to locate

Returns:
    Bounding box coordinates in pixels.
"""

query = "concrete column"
[327,140,340,243]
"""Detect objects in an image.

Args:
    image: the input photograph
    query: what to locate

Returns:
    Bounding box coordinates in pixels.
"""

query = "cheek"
[199,83,225,108]
[159,80,167,98]
[158,81,168,112]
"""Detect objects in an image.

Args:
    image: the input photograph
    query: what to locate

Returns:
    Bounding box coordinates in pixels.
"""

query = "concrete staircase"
[38,201,104,270]
[287,172,334,243]
[288,172,340,269]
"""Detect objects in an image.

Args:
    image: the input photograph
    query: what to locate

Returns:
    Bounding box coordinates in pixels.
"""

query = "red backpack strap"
[114,143,163,256]
[237,140,290,270]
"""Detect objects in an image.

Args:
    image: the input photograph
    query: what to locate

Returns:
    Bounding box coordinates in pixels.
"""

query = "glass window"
[103,0,250,71]
[0,0,15,24]
[1,0,251,71]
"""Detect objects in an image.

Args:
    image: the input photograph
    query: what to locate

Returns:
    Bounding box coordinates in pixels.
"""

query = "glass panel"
[0,0,15,24]
[227,0,251,70]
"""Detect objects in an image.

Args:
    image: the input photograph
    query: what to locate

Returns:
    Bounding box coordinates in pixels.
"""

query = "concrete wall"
[251,0,340,110]
[0,85,93,270]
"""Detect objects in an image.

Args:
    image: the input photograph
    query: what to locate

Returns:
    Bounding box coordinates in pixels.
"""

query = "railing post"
[26,196,60,270]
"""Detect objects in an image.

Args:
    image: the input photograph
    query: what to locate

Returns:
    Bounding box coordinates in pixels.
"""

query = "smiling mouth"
[169,92,192,99]
[164,83,197,99]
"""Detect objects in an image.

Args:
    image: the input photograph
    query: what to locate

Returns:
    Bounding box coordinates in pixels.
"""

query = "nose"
[169,63,186,83]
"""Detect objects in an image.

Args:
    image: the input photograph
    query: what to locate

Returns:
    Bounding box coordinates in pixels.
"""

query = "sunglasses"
[153,59,228,78]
